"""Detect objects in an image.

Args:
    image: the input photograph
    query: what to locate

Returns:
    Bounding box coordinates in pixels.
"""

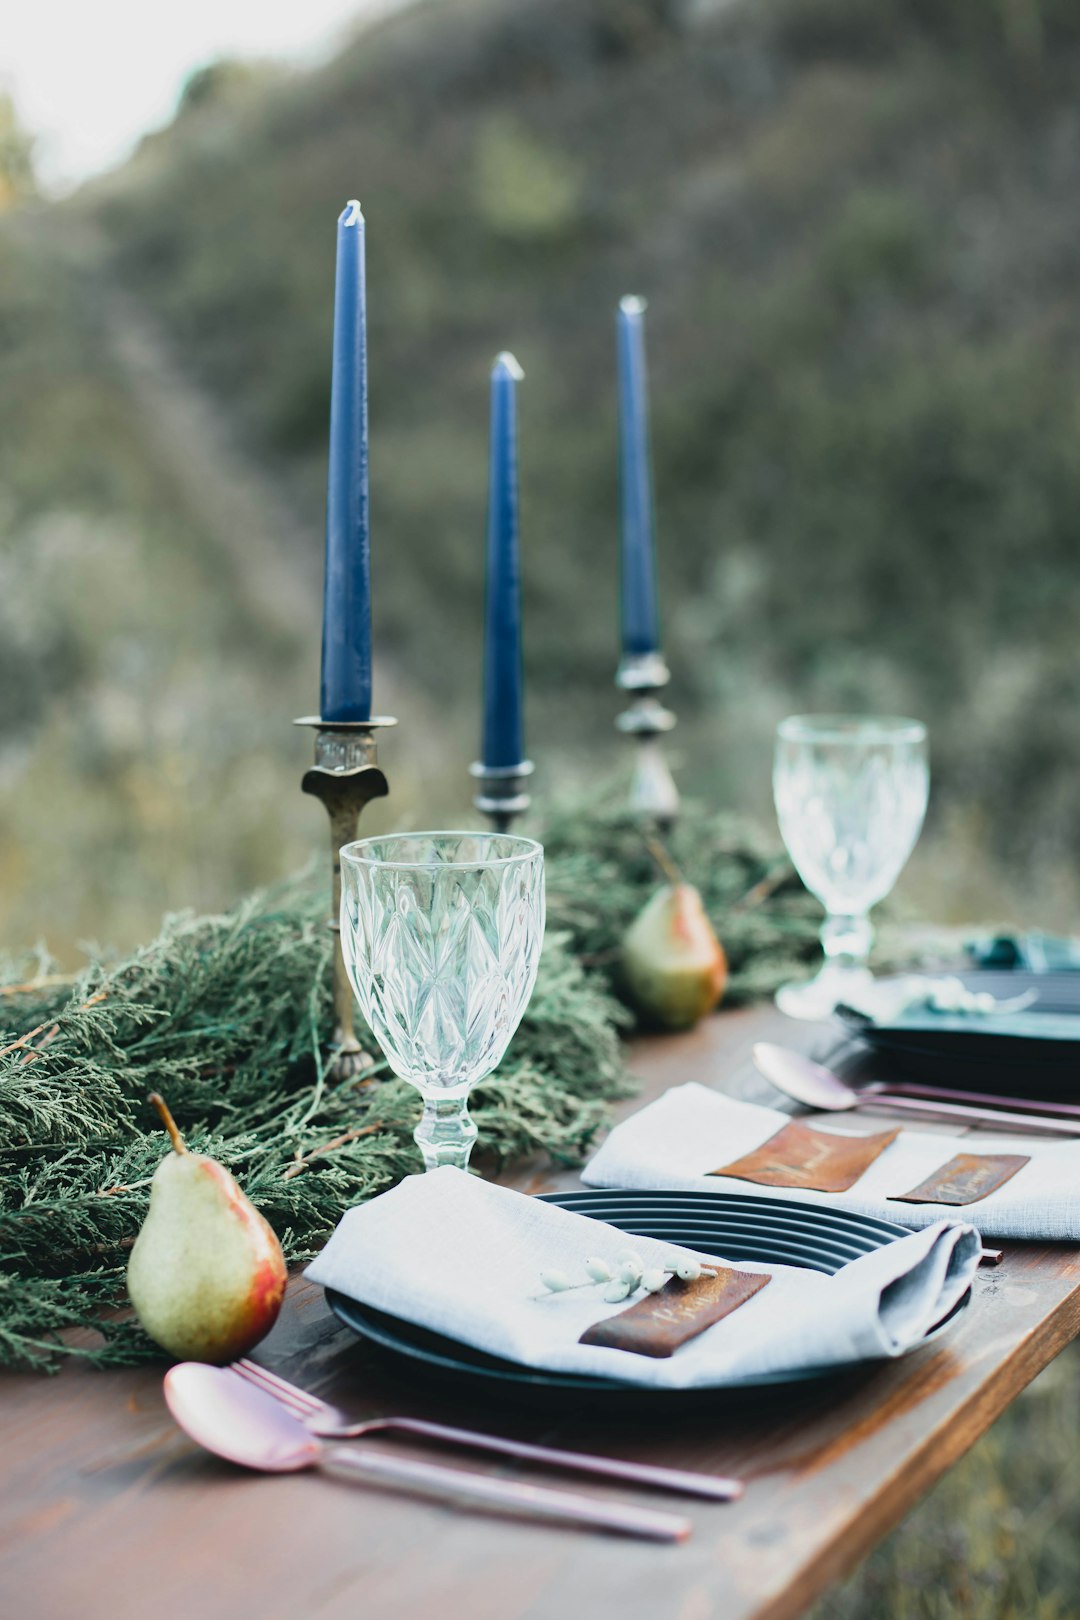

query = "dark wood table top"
[4,1002,1080,1620]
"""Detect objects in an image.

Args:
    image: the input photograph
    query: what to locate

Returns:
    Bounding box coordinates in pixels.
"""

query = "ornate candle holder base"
[469,759,535,834]
[296,714,397,1080]
[616,651,679,831]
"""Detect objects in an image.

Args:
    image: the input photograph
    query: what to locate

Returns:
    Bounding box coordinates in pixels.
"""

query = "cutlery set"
[752,1043,1080,1136]
[232,1358,741,1498]
[165,1359,738,1542]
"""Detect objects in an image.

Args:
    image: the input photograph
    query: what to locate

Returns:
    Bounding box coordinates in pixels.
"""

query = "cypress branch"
[0,791,822,1372]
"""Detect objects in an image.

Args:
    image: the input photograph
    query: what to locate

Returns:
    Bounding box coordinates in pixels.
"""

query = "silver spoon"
[752,1042,1080,1137]
[163,1363,691,1542]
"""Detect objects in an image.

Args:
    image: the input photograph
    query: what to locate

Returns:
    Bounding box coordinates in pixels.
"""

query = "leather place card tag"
[579,1267,771,1359]
[711,1119,900,1193]
[889,1152,1030,1206]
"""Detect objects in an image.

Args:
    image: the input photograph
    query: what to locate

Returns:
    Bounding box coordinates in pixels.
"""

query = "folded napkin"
[842,974,1039,1023]
[583,1083,1080,1241]
[306,1168,978,1389]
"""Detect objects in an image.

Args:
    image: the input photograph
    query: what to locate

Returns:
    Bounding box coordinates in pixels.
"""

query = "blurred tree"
[0,95,36,210]
[176,58,283,118]
[473,115,584,238]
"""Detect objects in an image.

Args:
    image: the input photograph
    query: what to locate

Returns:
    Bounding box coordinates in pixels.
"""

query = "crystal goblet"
[339,832,545,1172]
[773,715,929,1020]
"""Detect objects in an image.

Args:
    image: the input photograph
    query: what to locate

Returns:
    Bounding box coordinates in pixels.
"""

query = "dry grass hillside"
[81,0,1080,924]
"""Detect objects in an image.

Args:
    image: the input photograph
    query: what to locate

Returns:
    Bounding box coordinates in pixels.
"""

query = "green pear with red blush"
[127,1093,287,1363]
[622,844,728,1030]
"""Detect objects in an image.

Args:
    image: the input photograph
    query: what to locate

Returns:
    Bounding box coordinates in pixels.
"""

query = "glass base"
[775,963,875,1022]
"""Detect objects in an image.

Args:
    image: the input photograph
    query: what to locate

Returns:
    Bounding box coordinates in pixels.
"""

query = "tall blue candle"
[481,353,526,770]
[319,200,372,723]
[617,295,661,659]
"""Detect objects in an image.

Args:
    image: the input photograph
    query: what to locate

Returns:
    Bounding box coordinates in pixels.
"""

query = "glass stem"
[821,911,874,973]
[413,1089,479,1172]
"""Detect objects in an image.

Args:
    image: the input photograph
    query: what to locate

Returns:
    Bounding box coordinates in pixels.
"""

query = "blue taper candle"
[481,352,526,770]
[319,200,372,723]
[617,295,661,658]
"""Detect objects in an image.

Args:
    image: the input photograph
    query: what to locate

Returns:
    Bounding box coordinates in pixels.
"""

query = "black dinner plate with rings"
[325,1188,970,1408]
[837,971,1080,1093]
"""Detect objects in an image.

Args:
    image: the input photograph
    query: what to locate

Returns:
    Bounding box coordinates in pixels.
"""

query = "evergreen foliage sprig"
[0,794,820,1372]
[0,881,626,1371]
[540,788,823,1010]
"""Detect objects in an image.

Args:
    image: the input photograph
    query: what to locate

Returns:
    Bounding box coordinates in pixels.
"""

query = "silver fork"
[231,1359,743,1502]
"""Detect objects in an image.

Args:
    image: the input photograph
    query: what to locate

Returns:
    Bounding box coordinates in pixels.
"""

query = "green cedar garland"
[0,798,819,1372]
[541,792,822,1009]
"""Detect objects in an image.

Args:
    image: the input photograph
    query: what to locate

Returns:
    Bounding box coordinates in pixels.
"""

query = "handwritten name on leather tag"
[890,1152,1030,1206]
[579,1267,771,1358]
[711,1119,900,1193]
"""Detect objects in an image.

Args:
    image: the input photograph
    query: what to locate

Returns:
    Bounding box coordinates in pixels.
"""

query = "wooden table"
[4,1004,1080,1620]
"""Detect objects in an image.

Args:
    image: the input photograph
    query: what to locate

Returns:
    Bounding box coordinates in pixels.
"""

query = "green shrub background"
[5,0,1080,953]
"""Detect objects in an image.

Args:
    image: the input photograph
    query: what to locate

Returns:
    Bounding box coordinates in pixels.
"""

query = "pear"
[622,880,728,1031]
[127,1093,287,1363]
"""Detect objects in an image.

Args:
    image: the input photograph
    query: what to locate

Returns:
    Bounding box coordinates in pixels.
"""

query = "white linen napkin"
[306,1168,978,1389]
[583,1082,1080,1241]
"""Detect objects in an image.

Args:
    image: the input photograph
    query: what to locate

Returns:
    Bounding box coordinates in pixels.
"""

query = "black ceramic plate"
[324,1189,970,1406]
[839,971,1080,1093]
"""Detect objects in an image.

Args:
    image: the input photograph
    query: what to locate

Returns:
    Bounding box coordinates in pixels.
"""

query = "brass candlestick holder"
[469,759,535,834]
[296,713,397,1078]
[616,650,679,830]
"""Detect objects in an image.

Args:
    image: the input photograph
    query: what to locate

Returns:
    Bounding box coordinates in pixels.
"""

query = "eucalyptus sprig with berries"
[535,1249,720,1304]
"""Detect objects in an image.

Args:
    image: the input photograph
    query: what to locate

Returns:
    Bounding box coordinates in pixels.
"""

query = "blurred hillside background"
[4,0,1080,959]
